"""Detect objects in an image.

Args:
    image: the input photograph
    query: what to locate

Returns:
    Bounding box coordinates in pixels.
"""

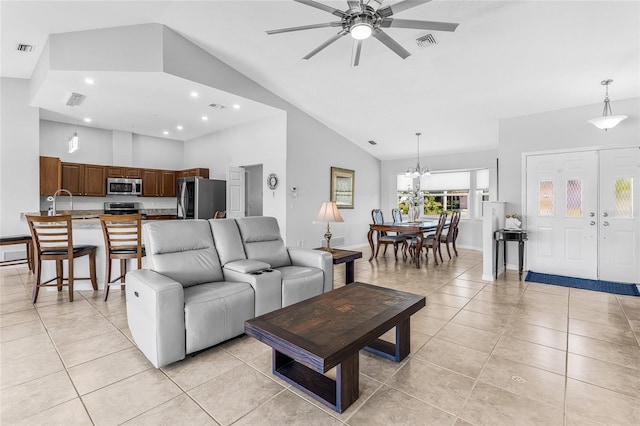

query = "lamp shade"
[587,114,628,130]
[316,201,344,223]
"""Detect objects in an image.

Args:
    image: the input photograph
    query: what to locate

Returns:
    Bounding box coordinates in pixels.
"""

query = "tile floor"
[1,247,639,425]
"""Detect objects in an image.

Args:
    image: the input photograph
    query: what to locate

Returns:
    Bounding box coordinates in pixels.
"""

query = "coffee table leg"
[364,318,411,362]
[273,349,359,413]
[345,260,355,284]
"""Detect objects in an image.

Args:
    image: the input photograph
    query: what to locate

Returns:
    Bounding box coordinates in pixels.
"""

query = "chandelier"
[405,132,431,178]
[587,79,628,131]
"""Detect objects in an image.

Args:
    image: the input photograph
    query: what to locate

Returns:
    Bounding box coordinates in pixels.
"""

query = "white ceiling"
[2,1,639,160]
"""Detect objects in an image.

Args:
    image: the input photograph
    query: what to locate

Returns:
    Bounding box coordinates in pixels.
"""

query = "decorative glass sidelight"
[566,179,582,217]
[614,177,633,218]
[539,180,554,216]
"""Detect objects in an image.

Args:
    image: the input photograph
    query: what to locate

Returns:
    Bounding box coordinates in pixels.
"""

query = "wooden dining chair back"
[26,214,97,303]
[213,211,226,219]
[439,210,461,259]
[371,209,407,260]
[391,208,402,223]
[99,214,144,301]
[407,211,448,264]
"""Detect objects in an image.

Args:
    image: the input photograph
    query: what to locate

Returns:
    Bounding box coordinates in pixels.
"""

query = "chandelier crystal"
[587,79,628,131]
[405,132,430,178]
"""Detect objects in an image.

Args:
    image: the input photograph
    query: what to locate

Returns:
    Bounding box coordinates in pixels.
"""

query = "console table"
[494,229,528,281]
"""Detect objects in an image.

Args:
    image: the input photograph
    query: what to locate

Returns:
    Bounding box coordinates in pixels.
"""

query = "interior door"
[598,147,640,283]
[526,151,599,279]
[226,166,245,219]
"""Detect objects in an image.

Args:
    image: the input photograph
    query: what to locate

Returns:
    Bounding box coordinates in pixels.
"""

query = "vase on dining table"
[408,205,420,222]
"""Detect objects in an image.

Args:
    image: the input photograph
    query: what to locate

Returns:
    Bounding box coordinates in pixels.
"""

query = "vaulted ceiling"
[2,1,638,160]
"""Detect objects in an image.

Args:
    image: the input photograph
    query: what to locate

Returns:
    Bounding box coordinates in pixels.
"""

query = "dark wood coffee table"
[244,282,425,413]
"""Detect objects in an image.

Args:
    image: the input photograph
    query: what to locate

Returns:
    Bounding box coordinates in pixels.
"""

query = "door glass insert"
[614,177,633,218]
[539,180,554,216]
[566,179,582,217]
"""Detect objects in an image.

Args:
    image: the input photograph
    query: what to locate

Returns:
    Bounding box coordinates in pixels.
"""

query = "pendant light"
[405,132,431,178]
[587,79,628,131]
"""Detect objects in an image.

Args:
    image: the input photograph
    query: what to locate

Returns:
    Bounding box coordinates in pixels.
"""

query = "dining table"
[368,219,446,268]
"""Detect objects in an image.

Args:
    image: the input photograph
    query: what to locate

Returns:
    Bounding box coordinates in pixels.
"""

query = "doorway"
[525,147,639,283]
[244,164,263,217]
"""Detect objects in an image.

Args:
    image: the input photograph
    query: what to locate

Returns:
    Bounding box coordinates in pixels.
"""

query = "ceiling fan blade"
[381,18,459,32]
[373,29,411,59]
[295,0,347,18]
[266,22,342,35]
[351,40,363,67]
[378,0,432,18]
[303,30,349,59]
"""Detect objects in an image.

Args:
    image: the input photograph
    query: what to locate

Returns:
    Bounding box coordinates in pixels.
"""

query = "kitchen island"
[22,212,176,293]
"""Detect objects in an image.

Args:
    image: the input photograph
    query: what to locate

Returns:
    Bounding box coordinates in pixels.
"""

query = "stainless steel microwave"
[106,178,142,195]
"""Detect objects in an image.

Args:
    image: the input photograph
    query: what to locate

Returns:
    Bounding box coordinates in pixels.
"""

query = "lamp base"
[324,223,333,252]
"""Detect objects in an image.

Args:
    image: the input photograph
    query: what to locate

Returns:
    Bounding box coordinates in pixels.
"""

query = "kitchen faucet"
[52,189,73,216]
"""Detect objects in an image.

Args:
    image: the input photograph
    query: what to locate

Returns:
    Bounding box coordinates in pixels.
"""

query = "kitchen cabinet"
[62,162,106,196]
[107,167,142,178]
[142,169,176,197]
[178,168,209,179]
[40,156,62,195]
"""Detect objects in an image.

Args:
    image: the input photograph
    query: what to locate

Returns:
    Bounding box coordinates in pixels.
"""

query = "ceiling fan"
[266,0,459,66]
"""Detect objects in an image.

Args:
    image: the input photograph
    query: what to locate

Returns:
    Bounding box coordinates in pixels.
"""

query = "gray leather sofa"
[125,216,333,368]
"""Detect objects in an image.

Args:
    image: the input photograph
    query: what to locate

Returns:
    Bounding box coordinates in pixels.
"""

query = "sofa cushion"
[183,281,254,354]
[209,219,246,265]
[236,217,291,268]
[143,220,223,287]
[278,265,324,307]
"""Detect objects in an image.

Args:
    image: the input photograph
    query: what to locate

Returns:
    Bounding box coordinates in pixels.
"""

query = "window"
[421,171,470,217]
[475,169,490,218]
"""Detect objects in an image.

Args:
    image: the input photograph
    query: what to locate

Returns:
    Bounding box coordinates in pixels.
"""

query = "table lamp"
[315,201,344,252]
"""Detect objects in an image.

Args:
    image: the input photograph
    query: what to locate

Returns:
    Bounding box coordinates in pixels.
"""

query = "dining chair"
[439,210,461,259]
[407,211,448,264]
[371,209,407,260]
[26,214,97,303]
[99,214,144,301]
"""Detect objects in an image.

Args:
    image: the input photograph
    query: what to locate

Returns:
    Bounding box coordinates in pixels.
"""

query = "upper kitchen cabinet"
[106,167,142,179]
[40,156,61,195]
[62,162,106,196]
[178,168,209,179]
[142,169,176,197]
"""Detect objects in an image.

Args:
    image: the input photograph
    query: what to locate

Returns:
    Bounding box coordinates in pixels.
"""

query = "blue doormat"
[525,271,640,297]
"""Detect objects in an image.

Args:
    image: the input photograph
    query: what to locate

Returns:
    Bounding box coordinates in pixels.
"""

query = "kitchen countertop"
[22,210,178,228]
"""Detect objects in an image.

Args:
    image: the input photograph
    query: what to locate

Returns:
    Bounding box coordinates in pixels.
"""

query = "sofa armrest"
[223,267,282,316]
[287,247,333,293]
[224,259,270,274]
[125,269,185,368]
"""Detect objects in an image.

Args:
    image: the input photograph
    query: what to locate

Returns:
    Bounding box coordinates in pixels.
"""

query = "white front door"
[526,147,640,283]
[526,151,599,279]
[226,166,245,219]
[598,147,640,283]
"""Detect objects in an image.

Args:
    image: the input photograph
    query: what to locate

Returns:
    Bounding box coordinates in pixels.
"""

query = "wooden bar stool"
[26,215,97,303]
[0,235,33,271]
[99,214,144,301]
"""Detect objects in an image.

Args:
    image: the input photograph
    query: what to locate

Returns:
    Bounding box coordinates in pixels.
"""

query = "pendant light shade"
[68,131,79,153]
[405,132,430,177]
[588,79,628,131]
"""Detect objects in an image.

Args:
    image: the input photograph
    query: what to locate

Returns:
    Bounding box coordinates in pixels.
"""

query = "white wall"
[40,120,113,164]
[0,78,40,256]
[381,149,498,250]
[132,133,183,169]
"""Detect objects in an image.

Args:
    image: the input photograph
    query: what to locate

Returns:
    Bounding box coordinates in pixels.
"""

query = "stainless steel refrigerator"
[177,177,226,219]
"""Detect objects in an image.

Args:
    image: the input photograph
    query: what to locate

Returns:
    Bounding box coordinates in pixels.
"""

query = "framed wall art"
[330,167,355,209]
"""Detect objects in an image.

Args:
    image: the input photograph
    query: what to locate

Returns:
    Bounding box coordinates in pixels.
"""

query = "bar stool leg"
[104,258,112,301]
[89,249,97,291]
[68,258,74,302]
[32,259,41,304]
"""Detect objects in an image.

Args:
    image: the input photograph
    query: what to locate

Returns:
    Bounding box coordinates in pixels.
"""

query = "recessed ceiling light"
[176,125,183,130]
[190,91,199,98]
[163,130,169,135]
[233,104,240,109]
[84,118,92,123]
[84,78,95,85]
[202,116,209,121]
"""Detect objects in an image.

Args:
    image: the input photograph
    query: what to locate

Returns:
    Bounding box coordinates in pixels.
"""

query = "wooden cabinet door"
[142,169,158,196]
[106,166,125,178]
[61,163,83,195]
[125,168,142,178]
[84,165,106,196]
[159,170,176,197]
[40,156,61,195]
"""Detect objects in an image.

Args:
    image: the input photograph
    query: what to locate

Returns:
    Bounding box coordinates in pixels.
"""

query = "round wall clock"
[267,173,279,190]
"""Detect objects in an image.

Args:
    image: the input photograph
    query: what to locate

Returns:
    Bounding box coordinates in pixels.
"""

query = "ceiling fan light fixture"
[588,79,628,131]
[350,17,373,40]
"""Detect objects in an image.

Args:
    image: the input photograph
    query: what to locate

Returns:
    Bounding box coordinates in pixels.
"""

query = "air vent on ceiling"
[66,92,86,107]
[368,140,377,145]
[16,43,34,52]
[209,103,226,109]
[416,34,437,48]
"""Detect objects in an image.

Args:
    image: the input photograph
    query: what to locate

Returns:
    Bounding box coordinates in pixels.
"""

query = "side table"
[494,229,528,281]
[314,248,363,285]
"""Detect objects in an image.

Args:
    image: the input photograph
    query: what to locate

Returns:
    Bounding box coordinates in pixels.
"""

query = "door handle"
[603,221,610,226]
